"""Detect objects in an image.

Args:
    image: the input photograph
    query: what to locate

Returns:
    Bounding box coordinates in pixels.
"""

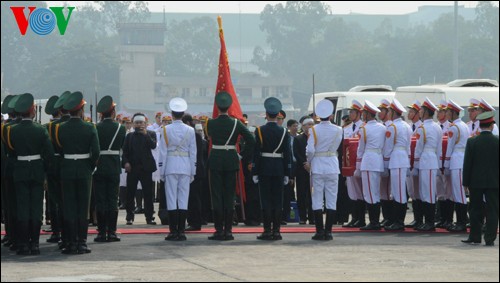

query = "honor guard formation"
[1,91,498,256]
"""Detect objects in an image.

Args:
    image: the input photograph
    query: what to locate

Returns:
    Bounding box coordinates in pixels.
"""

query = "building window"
[277,86,288,98]
[236,88,252,98]
[262,87,269,98]
[199,88,208,97]
[182,88,190,98]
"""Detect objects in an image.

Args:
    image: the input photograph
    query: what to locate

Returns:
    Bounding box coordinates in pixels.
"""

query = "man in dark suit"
[462,111,499,247]
[253,97,291,240]
[294,116,315,225]
[122,113,158,225]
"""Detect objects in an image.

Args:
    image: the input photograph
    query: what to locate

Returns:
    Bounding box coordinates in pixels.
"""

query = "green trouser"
[62,178,92,244]
[258,176,284,211]
[209,170,237,214]
[15,179,44,246]
[469,188,499,243]
[93,174,119,212]
[47,173,63,233]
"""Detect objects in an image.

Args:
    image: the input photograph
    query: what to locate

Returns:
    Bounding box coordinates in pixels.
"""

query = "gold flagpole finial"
[217,16,223,30]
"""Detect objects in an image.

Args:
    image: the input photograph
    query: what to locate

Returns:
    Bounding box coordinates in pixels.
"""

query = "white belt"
[100,150,120,156]
[261,152,283,158]
[394,146,406,151]
[212,145,236,150]
[454,148,465,152]
[17,155,41,161]
[54,153,61,157]
[314,151,337,157]
[365,148,382,154]
[64,153,91,160]
[424,147,437,152]
[168,151,190,157]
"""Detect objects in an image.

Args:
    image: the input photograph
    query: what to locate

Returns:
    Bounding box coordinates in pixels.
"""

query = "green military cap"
[7,95,21,113]
[97,95,116,114]
[215,92,232,109]
[53,91,72,109]
[63,91,86,111]
[45,95,60,115]
[264,97,282,115]
[477,111,496,126]
[14,93,35,114]
[2,95,15,114]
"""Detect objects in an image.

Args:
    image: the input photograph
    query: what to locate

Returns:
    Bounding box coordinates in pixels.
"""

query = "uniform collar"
[453,118,461,124]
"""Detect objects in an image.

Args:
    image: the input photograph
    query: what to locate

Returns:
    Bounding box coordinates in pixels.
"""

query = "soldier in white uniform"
[466,98,480,137]
[383,99,412,231]
[306,100,343,240]
[414,97,442,231]
[406,100,424,229]
[159,98,197,241]
[377,99,393,227]
[444,99,469,232]
[355,100,386,231]
[435,100,454,229]
[342,100,366,228]
[477,98,499,136]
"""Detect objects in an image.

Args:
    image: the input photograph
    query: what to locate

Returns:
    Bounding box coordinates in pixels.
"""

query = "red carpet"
[4,227,493,236]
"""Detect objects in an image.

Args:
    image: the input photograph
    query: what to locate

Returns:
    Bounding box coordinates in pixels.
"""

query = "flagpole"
[94,72,98,123]
[312,74,316,115]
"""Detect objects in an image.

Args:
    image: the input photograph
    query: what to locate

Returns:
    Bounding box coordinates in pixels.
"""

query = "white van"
[394,79,499,123]
[307,85,395,125]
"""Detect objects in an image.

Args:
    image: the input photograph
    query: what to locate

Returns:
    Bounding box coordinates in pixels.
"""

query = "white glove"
[190,176,195,183]
[381,168,389,177]
[283,176,289,185]
[237,154,242,160]
[412,168,419,177]
[252,176,259,184]
[160,175,165,182]
[353,169,361,178]
[444,168,451,176]
[406,168,411,177]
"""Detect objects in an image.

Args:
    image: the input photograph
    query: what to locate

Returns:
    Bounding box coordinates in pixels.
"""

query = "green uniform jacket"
[95,119,126,176]
[463,131,499,189]
[9,120,54,183]
[56,118,100,180]
[206,115,255,171]
[1,118,21,176]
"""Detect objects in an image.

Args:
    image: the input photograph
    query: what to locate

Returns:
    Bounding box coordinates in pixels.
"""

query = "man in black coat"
[122,113,158,225]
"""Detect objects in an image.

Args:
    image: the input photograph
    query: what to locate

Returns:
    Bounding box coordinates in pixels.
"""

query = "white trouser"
[165,174,191,210]
[451,169,467,205]
[390,168,408,204]
[361,171,381,204]
[380,175,391,201]
[407,173,420,200]
[419,169,437,204]
[347,176,364,201]
[311,174,339,210]
[436,173,452,201]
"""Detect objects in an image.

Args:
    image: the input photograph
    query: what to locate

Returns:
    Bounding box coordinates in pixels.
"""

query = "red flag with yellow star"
[212,16,243,121]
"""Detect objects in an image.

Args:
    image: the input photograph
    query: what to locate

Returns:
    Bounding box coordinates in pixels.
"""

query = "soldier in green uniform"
[1,95,21,251]
[462,111,499,247]
[56,91,100,254]
[252,97,291,241]
[1,95,17,248]
[205,92,255,241]
[47,91,72,249]
[8,93,54,255]
[93,96,126,243]
[43,95,64,244]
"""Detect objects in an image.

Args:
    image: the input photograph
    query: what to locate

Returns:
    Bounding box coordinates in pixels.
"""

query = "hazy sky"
[46,1,487,14]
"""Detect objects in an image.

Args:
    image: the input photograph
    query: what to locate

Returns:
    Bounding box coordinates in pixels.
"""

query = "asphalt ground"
[1,221,499,282]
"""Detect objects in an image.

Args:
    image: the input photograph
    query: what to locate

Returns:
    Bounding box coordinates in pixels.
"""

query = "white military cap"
[316,99,334,118]
[169,97,188,112]
[378,99,391,109]
[348,99,363,112]
[422,97,438,112]
[447,99,464,113]
[438,100,448,111]
[469,98,480,108]
[363,100,381,115]
[479,98,495,111]
[390,99,407,114]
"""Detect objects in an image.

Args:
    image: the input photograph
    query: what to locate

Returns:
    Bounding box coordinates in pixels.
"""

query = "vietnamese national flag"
[212,16,243,121]
[211,16,247,207]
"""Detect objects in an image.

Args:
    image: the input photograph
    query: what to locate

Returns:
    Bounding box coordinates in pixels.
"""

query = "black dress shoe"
[416,223,435,232]
[30,244,40,255]
[272,232,282,241]
[405,220,418,228]
[185,226,202,231]
[165,233,179,241]
[280,221,288,226]
[311,232,325,241]
[485,242,494,247]
[146,220,157,225]
[1,236,9,244]
[77,244,92,254]
[107,232,121,242]
[342,220,357,228]
[224,233,234,241]
[61,244,78,255]
[385,223,405,231]
[177,233,187,241]
[257,232,274,241]
[352,220,366,228]
[16,246,31,256]
[360,223,381,231]
[447,223,467,233]
[208,231,225,241]
[461,239,481,244]
[126,220,133,225]
[324,232,333,241]
[94,233,107,243]
[47,233,61,243]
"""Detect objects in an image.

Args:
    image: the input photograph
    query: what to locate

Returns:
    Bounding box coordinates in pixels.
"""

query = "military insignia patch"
[386,131,391,138]
[448,131,453,138]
